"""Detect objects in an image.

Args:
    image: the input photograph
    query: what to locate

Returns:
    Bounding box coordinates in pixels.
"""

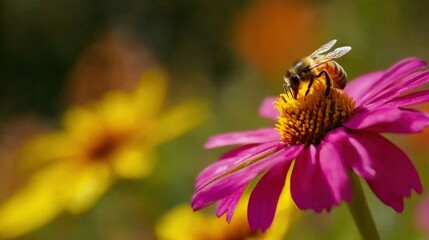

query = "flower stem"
[346,172,380,240]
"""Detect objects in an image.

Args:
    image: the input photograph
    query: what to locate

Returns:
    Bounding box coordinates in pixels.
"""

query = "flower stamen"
[275,79,355,146]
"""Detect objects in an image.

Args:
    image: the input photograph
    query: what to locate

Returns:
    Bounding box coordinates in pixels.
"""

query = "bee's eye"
[291,75,300,84]
[303,66,310,72]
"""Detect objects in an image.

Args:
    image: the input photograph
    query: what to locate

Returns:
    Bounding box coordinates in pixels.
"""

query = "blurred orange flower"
[233,0,321,77]
[0,67,207,238]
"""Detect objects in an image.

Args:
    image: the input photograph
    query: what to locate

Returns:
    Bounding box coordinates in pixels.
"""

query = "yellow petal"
[132,67,168,119]
[0,166,65,238]
[156,176,297,240]
[147,99,208,145]
[111,146,154,179]
[156,205,209,240]
[62,162,112,213]
[18,132,75,168]
[62,106,102,142]
[95,90,138,132]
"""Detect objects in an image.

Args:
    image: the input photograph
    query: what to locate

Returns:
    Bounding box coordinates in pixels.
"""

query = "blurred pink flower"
[416,195,429,233]
[192,58,429,231]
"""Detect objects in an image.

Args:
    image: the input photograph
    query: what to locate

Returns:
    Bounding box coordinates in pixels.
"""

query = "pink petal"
[204,128,280,149]
[318,138,352,204]
[192,145,303,211]
[344,71,384,106]
[216,184,247,223]
[366,71,429,110]
[329,128,376,178]
[346,58,426,108]
[196,142,281,189]
[347,131,422,212]
[387,89,429,107]
[362,58,426,104]
[258,97,278,120]
[248,162,290,232]
[218,144,258,160]
[290,145,337,212]
[370,57,426,90]
[382,57,426,82]
[344,108,429,133]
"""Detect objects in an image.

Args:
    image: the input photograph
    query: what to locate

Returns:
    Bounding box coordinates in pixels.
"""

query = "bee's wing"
[309,46,352,69]
[325,46,352,59]
[309,39,337,57]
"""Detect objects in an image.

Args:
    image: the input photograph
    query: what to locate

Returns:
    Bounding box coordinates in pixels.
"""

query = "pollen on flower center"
[275,79,355,146]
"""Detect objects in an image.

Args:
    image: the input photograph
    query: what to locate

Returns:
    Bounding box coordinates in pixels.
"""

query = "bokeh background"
[1,0,429,239]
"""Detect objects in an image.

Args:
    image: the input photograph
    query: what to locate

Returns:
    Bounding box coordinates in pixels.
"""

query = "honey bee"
[283,39,351,99]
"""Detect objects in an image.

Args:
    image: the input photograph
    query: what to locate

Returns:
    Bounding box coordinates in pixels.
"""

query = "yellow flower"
[156,178,297,240]
[0,67,207,238]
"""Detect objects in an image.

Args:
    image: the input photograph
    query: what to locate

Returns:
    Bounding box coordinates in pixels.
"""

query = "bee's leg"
[316,70,333,97]
[304,75,315,99]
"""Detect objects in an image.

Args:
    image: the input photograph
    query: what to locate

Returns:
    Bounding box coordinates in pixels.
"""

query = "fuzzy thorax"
[275,79,355,146]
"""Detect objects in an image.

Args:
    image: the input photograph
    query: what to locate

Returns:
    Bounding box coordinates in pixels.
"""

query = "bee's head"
[293,57,312,74]
[284,71,300,84]
[283,71,301,99]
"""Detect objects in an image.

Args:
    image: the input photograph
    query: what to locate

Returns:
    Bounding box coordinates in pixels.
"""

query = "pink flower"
[416,195,429,232]
[192,58,429,232]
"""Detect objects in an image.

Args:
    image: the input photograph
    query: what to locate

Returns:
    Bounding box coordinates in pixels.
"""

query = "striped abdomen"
[316,61,347,89]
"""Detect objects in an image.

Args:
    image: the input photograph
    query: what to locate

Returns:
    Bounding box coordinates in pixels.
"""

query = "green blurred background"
[1,0,429,239]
